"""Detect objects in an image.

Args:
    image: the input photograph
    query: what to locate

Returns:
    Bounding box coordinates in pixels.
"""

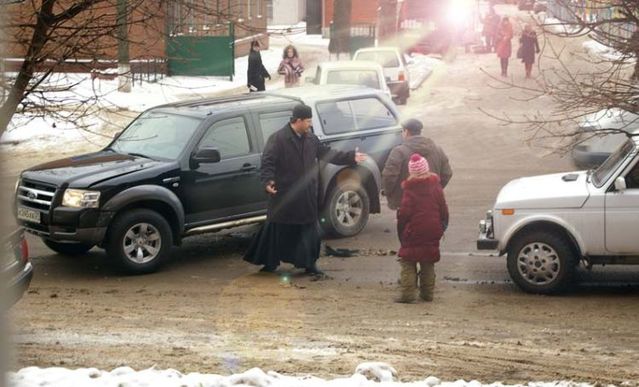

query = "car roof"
[317,60,384,70]
[149,85,389,118]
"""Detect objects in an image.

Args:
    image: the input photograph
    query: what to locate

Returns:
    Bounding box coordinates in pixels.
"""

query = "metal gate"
[166,3,235,79]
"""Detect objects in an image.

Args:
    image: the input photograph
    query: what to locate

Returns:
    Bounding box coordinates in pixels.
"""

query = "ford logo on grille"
[26,190,37,200]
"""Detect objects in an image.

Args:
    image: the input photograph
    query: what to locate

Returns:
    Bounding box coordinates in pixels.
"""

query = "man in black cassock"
[243,104,367,275]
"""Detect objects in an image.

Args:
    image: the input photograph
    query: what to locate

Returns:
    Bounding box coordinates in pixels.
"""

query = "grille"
[17,179,57,211]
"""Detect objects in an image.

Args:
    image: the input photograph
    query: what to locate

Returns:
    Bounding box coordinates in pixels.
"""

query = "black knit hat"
[292,104,312,120]
[402,118,423,134]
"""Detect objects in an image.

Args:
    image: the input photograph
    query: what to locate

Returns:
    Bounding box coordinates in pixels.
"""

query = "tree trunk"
[117,0,132,92]
[0,0,56,137]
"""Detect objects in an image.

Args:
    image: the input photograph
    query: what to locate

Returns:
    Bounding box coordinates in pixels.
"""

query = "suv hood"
[21,150,168,188]
[496,171,590,209]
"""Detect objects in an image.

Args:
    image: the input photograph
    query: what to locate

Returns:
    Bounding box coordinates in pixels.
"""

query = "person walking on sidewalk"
[482,7,500,52]
[247,40,270,92]
[395,154,449,303]
[278,45,304,87]
[496,17,514,77]
[382,118,452,213]
[243,104,367,275]
[519,24,540,79]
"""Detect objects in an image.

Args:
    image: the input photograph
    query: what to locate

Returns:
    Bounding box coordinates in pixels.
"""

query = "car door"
[184,114,267,225]
[605,158,639,253]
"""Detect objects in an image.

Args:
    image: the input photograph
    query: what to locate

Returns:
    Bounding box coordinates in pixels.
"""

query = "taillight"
[398,71,405,81]
[20,237,29,263]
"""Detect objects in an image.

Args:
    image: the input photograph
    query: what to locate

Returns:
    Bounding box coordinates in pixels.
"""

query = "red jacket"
[397,175,449,263]
[496,21,513,59]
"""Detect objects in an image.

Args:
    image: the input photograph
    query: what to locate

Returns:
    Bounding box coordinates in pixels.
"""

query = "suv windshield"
[592,139,635,187]
[110,111,202,160]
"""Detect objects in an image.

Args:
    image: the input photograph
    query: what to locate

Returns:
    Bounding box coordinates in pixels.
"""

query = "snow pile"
[268,22,330,47]
[408,55,443,90]
[8,363,604,387]
[541,17,581,35]
[582,40,630,62]
[0,114,105,147]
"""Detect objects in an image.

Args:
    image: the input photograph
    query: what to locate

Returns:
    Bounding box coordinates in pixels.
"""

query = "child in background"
[396,154,449,303]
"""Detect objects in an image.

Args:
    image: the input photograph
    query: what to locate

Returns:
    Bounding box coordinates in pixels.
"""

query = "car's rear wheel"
[321,182,370,237]
[105,209,172,274]
[507,231,576,294]
[42,239,94,256]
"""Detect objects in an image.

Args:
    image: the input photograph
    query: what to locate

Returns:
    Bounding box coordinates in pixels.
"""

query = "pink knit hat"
[408,153,429,176]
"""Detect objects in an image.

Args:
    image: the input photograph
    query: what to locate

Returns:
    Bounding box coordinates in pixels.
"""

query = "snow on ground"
[9,362,601,387]
[538,16,582,35]
[582,39,630,62]
[268,22,330,47]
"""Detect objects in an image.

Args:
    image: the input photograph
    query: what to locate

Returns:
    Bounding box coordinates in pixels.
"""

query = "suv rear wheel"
[321,182,370,237]
[42,239,94,256]
[106,209,172,274]
[507,231,576,294]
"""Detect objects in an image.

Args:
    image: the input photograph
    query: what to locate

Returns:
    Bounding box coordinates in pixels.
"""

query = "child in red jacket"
[396,154,449,303]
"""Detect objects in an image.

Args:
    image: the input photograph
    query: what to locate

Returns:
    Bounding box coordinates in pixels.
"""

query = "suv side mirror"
[614,176,627,191]
[192,147,221,166]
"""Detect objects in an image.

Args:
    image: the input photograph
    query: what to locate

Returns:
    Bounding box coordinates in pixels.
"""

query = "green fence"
[166,24,235,79]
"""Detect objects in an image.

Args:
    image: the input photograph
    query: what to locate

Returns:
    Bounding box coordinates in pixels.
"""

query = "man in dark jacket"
[382,118,452,211]
[247,40,270,91]
[244,104,367,275]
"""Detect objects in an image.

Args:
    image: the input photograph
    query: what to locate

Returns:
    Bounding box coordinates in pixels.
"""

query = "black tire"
[105,209,172,274]
[507,231,577,294]
[321,182,370,237]
[42,239,94,256]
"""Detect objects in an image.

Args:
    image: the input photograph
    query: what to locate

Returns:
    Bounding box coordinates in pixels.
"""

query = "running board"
[185,215,267,236]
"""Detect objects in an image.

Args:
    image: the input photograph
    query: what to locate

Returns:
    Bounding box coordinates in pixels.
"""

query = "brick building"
[4,0,269,74]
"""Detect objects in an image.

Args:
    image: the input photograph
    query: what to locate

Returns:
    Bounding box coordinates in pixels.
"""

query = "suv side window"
[259,111,292,144]
[316,101,356,134]
[199,117,251,159]
[350,98,397,131]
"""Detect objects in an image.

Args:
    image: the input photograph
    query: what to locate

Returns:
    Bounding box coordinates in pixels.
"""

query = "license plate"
[17,207,41,223]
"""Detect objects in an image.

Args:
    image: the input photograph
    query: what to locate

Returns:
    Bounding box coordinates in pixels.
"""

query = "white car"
[306,61,392,99]
[353,47,410,105]
[478,135,639,294]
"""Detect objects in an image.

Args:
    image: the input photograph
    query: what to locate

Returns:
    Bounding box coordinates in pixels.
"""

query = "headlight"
[62,189,101,208]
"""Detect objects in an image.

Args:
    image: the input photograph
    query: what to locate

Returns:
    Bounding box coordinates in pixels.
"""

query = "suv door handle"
[240,163,257,172]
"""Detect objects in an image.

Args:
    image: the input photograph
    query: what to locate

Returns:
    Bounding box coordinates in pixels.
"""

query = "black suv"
[15,85,402,273]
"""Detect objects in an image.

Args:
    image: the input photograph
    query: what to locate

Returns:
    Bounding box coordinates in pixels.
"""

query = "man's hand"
[265,180,277,195]
[354,147,368,163]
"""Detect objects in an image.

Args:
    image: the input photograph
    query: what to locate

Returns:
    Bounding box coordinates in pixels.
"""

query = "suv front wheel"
[321,182,370,237]
[507,231,576,294]
[106,209,172,274]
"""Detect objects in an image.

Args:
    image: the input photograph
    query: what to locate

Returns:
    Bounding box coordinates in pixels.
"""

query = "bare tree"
[485,0,639,151]
[0,0,268,138]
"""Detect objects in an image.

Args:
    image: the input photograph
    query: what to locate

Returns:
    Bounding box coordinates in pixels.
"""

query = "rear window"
[317,97,397,134]
[326,70,380,89]
[355,51,400,68]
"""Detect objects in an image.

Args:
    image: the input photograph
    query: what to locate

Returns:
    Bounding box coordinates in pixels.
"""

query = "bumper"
[388,81,410,98]
[19,207,113,245]
[477,234,499,250]
[6,262,33,307]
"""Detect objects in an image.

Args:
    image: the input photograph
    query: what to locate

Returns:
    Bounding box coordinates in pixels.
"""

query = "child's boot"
[419,262,436,302]
[395,260,417,303]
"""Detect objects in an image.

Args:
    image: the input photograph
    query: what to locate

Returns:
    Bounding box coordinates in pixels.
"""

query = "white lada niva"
[477,135,639,294]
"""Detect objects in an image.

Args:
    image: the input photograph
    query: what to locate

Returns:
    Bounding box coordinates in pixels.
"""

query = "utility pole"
[117,0,131,92]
